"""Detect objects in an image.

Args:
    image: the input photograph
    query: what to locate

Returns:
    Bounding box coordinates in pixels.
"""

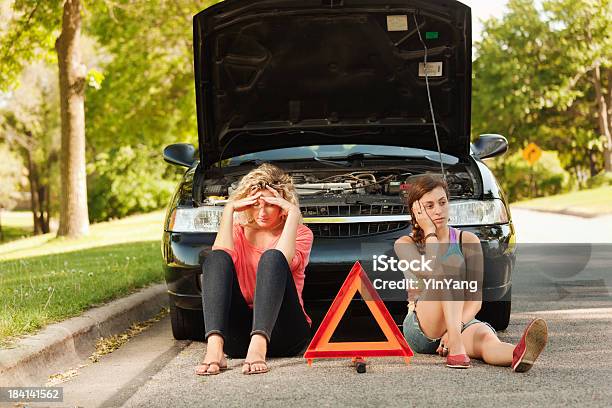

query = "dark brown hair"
[401,174,450,253]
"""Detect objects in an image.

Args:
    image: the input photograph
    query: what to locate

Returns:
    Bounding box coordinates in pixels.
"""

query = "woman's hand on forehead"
[265,184,281,197]
[246,190,263,202]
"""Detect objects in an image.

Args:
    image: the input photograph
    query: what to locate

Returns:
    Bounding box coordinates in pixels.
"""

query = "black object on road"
[353,357,367,373]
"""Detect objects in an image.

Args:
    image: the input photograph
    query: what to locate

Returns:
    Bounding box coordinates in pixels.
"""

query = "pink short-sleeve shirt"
[211,223,314,326]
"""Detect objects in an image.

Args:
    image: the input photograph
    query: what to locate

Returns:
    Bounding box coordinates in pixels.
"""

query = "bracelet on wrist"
[424,232,437,241]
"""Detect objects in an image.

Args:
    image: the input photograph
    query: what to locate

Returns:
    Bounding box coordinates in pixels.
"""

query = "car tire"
[169,301,205,341]
[476,286,511,331]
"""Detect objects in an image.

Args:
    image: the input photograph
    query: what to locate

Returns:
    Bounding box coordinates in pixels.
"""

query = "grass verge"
[511,186,612,217]
[0,211,34,244]
[0,241,163,348]
[0,211,166,348]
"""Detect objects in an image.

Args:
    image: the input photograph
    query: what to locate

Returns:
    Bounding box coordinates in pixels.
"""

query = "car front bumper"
[163,222,515,324]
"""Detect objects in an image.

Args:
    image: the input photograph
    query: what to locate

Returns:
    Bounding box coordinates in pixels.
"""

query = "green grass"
[0,210,167,348]
[511,186,612,217]
[0,211,34,244]
[0,211,165,261]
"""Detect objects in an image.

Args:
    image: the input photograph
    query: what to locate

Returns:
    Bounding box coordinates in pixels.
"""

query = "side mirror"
[163,143,196,167]
[472,134,508,160]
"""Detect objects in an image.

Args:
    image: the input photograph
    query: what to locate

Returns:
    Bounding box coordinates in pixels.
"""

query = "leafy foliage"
[0,62,61,232]
[87,145,179,222]
[84,0,223,152]
[473,0,612,191]
[0,0,62,90]
[489,150,571,202]
[82,0,220,220]
[2,0,610,221]
[0,144,22,211]
[586,171,612,188]
[2,0,222,223]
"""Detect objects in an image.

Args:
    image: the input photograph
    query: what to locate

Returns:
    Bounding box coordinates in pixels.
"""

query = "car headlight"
[449,199,509,226]
[168,206,224,232]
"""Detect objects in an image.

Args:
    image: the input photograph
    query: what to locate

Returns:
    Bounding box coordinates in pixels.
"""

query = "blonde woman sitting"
[195,163,313,375]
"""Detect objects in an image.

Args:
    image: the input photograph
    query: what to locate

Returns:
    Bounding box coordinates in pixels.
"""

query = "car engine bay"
[196,163,479,208]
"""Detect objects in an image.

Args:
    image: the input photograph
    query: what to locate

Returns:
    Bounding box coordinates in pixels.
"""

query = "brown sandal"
[242,360,270,375]
[195,361,228,376]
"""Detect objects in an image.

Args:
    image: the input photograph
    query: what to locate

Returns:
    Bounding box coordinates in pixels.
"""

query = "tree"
[473,0,555,146]
[473,0,612,191]
[0,144,23,241]
[1,0,223,229]
[542,0,612,171]
[0,62,61,234]
[0,1,61,87]
[82,0,220,221]
[55,0,89,237]
[84,0,223,152]
[1,0,89,238]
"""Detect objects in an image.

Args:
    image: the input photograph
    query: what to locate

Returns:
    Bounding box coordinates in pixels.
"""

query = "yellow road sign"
[523,143,542,165]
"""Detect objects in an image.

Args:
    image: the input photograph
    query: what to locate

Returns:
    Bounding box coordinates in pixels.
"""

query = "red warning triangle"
[304,261,413,364]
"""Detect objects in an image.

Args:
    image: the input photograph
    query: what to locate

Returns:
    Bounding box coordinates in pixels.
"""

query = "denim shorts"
[402,309,497,354]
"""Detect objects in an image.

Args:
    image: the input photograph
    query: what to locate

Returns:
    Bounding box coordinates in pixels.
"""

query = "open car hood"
[193,0,472,167]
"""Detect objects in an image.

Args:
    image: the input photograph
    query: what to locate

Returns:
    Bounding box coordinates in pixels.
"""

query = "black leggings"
[201,248,311,358]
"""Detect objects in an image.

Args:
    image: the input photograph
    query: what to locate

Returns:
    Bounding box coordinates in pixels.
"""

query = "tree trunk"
[44,159,52,233]
[38,184,49,233]
[593,64,612,172]
[588,148,597,177]
[25,149,43,235]
[606,67,611,126]
[56,0,89,237]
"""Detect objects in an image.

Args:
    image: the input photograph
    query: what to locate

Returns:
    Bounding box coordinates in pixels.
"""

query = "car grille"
[301,203,408,217]
[301,203,410,238]
[307,221,409,238]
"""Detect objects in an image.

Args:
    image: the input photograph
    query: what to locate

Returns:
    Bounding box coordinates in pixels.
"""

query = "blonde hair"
[229,163,302,226]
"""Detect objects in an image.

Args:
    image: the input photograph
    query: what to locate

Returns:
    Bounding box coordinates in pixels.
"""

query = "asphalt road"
[16,209,612,408]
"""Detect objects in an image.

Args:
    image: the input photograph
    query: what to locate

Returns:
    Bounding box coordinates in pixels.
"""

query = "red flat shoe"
[512,318,548,373]
[446,354,471,369]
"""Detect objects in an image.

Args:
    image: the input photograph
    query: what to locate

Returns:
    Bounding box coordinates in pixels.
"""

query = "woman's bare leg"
[196,334,227,374]
[242,334,268,373]
[414,298,467,355]
[461,324,514,366]
[413,299,446,339]
[417,300,470,355]
[441,300,466,355]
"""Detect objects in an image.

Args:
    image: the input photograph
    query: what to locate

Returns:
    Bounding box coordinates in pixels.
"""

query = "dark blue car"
[162,0,515,340]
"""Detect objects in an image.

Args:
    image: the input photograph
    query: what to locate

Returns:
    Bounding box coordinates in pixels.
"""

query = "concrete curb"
[0,283,169,387]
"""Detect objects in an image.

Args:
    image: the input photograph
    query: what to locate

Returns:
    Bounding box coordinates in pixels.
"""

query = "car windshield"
[221,144,459,166]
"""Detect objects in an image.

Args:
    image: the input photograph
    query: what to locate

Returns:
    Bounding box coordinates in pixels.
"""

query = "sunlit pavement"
[510,207,612,243]
[24,209,612,408]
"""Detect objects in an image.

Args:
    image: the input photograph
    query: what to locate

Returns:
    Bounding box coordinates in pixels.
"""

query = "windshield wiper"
[312,155,352,168]
[318,152,458,165]
[237,159,266,166]
[236,157,314,166]
[235,151,458,168]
